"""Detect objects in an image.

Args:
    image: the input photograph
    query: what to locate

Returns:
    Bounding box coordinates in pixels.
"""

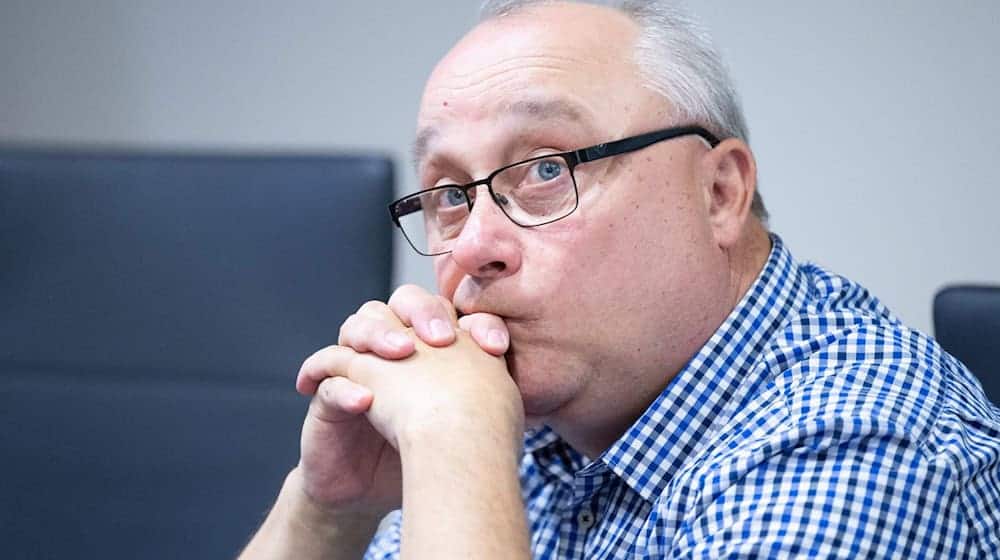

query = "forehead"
[414,3,646,164]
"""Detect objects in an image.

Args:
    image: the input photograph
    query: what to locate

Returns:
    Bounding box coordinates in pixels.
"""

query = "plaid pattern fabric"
[366,235,1000,558]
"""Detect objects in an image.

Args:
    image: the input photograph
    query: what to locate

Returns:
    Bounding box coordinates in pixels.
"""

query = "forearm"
[398,423,530,560]
[239,467,382,560]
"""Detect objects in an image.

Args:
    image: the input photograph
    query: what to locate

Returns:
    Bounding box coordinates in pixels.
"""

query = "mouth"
[456,302,512,319]
[451,279,543,330]
[453,293,520,322]
[452,277,513,318]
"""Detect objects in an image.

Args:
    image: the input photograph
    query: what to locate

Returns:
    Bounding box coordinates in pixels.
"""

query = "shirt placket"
[556,462,611,558]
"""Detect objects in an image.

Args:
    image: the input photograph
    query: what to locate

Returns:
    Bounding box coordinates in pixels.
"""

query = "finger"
[338,312,415,359]
[436,295,460,323]
[308,376,374,423]
[457,312,510,356]
[296,344,362,396]
[355,300,406,328]
[387,284,457,346]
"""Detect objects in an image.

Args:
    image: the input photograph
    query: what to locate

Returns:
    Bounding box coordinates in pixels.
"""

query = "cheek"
[560,171,713,314]
[518,227,578,302]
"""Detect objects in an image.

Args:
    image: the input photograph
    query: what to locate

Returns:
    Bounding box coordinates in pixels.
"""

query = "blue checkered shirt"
[365,235,1000,558]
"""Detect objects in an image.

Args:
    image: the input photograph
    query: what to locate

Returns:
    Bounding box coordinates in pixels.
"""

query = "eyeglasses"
[389,124,721,256]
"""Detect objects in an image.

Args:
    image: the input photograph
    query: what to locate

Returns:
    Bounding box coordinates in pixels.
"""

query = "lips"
[454,296,527,323]
[451,277,484,313]
[452,279,510,318]
[450,275,544,325]
[455,300,505,318]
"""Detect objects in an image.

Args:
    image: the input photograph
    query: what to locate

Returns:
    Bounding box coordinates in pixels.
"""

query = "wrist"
[395,409,530,559]
[397,410,524,465]
[239,468,383,560]
[283,468,384,555]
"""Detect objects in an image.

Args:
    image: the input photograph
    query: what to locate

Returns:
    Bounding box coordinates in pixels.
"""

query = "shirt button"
[577,508,596,530]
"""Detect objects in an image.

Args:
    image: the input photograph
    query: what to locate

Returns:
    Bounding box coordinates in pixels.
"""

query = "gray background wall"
[2,0,998,334]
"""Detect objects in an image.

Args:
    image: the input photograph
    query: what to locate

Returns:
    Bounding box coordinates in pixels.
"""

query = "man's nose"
[449,185,522,278]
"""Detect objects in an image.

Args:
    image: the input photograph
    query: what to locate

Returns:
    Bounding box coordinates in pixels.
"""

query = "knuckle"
[416,299,443,320]
[357,299,388,316]
[437,296,458,320]
[338,314,359,344]
[343,351,363,381]
[300,346,326,374]
[341,316,384,350]
[389,284,421,302]
[388,283,431,309]
[395,283,423,295]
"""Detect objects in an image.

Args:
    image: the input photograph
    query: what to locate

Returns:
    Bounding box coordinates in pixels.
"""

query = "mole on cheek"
[443,101,449,107]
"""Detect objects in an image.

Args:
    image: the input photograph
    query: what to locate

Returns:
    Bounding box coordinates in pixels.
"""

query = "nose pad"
[464,184,508,213]
[464,184,507,220]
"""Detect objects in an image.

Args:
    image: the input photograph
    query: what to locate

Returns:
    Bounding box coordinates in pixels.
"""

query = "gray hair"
[479,0,768,222]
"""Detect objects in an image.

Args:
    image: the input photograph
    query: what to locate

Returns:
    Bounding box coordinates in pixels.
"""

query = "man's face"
[414,3,733,428]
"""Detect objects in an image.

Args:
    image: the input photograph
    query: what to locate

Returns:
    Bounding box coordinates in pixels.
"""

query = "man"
[241,1,1000,558]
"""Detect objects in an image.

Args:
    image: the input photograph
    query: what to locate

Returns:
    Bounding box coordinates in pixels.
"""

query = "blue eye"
[442,188,467,207]
[534,160,563,181]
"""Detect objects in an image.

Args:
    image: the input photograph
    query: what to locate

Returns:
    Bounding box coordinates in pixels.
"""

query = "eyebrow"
[410,98,587,170]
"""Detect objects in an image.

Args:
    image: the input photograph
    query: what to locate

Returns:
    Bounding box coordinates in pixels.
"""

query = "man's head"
[476,0,767,221]
[412,0,770,454]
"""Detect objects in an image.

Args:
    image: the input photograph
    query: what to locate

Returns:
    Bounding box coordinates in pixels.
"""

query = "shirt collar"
[525,425,560,454]
[526,234,809,502]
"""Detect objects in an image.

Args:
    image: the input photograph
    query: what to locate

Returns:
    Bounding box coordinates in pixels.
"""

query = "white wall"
[2,0,998,333]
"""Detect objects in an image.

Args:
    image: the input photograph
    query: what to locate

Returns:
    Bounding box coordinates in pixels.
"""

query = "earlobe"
[706,139,757,249]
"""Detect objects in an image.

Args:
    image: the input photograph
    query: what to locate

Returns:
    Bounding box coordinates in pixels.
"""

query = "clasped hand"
[292,285,521,515]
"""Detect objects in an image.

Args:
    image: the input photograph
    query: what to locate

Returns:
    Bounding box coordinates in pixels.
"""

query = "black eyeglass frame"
[389,124,722,256]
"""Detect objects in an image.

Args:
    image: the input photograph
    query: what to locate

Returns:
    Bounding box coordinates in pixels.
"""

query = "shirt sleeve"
[668,416,970,558]
[363,510,402,560]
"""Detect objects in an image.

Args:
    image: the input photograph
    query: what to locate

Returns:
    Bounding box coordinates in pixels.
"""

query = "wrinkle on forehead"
[412,97,588,169]
[434,52,583,84]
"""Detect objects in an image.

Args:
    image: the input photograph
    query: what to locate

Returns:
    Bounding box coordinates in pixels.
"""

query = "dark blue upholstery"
[933,285,1000,404]
[0,150,394,558]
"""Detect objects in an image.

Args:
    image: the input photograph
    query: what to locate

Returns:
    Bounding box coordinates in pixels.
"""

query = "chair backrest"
[0,150,394,558]
[933,284,1000,404]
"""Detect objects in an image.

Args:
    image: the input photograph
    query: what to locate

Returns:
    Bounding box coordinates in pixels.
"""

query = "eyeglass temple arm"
[574,125,721,164]
[391,126,721,223]
[389,195,423,223]
[389,176,492,222]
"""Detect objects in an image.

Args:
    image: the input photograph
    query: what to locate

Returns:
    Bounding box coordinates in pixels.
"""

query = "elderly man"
[241,1,1000,558]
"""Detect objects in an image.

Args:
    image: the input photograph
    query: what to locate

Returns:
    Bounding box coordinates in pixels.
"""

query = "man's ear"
[702,138,757,249]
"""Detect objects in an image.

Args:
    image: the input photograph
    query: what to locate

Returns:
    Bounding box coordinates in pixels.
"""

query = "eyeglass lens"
[396,155,578,255]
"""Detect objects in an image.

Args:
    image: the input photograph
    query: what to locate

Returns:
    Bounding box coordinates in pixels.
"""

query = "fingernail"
[385,331,410,348]
[429,318,452,340]
[488,329,508,349]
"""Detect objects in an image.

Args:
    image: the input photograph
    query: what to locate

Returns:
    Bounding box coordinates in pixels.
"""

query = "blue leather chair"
[933,285,1000,404]
[0,150,394,558]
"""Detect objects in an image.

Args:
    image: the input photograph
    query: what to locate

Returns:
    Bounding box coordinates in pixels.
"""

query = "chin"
[506,348,576,422]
